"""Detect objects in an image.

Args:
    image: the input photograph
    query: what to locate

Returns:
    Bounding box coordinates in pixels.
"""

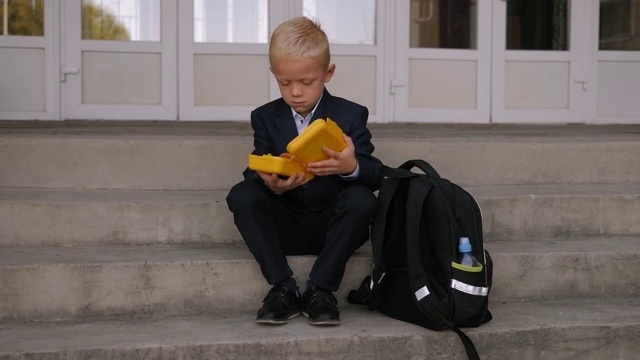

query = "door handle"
[60,67,80,82]
[573,77,588,91]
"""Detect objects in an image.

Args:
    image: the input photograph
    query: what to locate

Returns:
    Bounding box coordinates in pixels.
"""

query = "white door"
[179,0,383,122]
[303,0,384,123]
[178,0,275,121]
[590,0,640,124]
[392,0,492,123]
[63,0,177,120]
[0,0,58,120]
[491,0,588,123]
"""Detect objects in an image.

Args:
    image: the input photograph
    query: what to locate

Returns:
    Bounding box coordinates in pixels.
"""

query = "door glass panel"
[303,0,376,45]
[409,0,477,49]
[600,0,640,50]
[194,0,268,43]
[506,0,569,50]
[0,0,44,36]
[81,0,160,41]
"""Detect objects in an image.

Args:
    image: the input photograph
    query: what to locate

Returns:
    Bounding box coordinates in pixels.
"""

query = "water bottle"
[457,237,480,267]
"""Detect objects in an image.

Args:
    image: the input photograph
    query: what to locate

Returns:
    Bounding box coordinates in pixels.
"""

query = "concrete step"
[0,244,371,323]
[1,184,638,247]
[0,188,236,247]
[1,298,639,360]
[471,183,640,240]
[1,123,639,190]
[1,236,638,323]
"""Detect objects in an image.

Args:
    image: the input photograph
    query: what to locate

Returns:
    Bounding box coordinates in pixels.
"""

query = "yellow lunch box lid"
[286,118,345,164]
[248,154,314,180]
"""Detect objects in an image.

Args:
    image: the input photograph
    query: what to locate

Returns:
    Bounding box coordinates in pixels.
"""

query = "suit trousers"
[226,179,377,291]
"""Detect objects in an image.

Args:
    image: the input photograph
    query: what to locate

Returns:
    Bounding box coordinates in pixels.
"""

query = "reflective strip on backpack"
[415,286,430,301]
[451,279,489,296]
[370,272,386,290]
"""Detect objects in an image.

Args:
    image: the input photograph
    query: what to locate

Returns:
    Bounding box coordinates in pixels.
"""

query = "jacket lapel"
[311,88,334,123]
[275,100,299,143]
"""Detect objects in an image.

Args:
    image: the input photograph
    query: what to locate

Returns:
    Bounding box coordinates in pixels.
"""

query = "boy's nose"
[291,84,303,96]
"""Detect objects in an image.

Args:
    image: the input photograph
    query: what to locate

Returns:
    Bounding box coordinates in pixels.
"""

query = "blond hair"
[269,17,330,69]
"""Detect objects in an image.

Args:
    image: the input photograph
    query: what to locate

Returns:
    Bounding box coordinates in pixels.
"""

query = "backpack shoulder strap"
[371,165,416,275]
[365,165,417,310]
[405,176,481,360]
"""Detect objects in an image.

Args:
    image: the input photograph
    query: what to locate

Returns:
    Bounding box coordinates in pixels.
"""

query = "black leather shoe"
[301,286,340,326]
[256,286,301,325]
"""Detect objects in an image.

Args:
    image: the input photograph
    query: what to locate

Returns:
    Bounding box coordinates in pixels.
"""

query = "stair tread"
[0,187,228,203]
[467,183,640,196]
[0,244,255,267]
[1,297,638,355]
[0,244,369,267]
[1,235,637,267]
[1,183,638,203]
[2,121,639,140]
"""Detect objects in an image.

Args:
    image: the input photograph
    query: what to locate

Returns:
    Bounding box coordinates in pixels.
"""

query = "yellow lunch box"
[247,154,314,180]
[286,118,345,164]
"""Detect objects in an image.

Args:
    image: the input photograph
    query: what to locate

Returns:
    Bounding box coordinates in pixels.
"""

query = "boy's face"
[271,57,335,118]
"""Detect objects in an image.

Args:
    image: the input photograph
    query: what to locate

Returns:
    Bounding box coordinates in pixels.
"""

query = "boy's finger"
[285,172,297,185]
[343,134,354,147]
[322,146,340,159]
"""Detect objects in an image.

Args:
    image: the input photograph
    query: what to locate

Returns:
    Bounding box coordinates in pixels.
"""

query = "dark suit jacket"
[243,88,383,210]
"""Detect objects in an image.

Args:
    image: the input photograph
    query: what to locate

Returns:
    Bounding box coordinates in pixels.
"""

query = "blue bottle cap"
[458,237,472,253]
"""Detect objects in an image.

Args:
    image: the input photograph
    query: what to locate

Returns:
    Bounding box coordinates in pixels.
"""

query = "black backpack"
[348,159,493,360]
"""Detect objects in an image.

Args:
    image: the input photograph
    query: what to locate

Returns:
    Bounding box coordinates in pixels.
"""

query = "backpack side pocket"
[450,261,492,327]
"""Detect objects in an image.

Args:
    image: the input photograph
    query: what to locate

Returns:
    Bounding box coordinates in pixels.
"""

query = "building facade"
[1,0,639,124]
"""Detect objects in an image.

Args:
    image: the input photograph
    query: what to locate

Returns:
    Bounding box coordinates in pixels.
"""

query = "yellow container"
[248,154,314,180]
[286,118,345,164]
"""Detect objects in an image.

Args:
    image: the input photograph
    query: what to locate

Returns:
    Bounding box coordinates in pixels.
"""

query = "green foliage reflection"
[82,2,130,41]
[0,0,45,36]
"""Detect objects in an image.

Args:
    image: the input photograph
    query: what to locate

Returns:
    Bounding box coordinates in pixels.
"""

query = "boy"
[226,17,382,326]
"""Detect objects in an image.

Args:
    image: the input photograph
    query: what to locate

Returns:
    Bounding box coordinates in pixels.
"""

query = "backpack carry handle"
[382,165,418,179]
[399,159,441,179]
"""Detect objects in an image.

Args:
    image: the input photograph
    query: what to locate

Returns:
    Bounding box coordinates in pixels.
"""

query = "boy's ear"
[324,63,336,82]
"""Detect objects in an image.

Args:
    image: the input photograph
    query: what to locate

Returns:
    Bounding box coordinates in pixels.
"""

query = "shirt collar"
[290,94,323,121]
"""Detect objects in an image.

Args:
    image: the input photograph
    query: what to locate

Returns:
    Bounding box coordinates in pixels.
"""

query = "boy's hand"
[306,134,357,176]
[257,170,310,194]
